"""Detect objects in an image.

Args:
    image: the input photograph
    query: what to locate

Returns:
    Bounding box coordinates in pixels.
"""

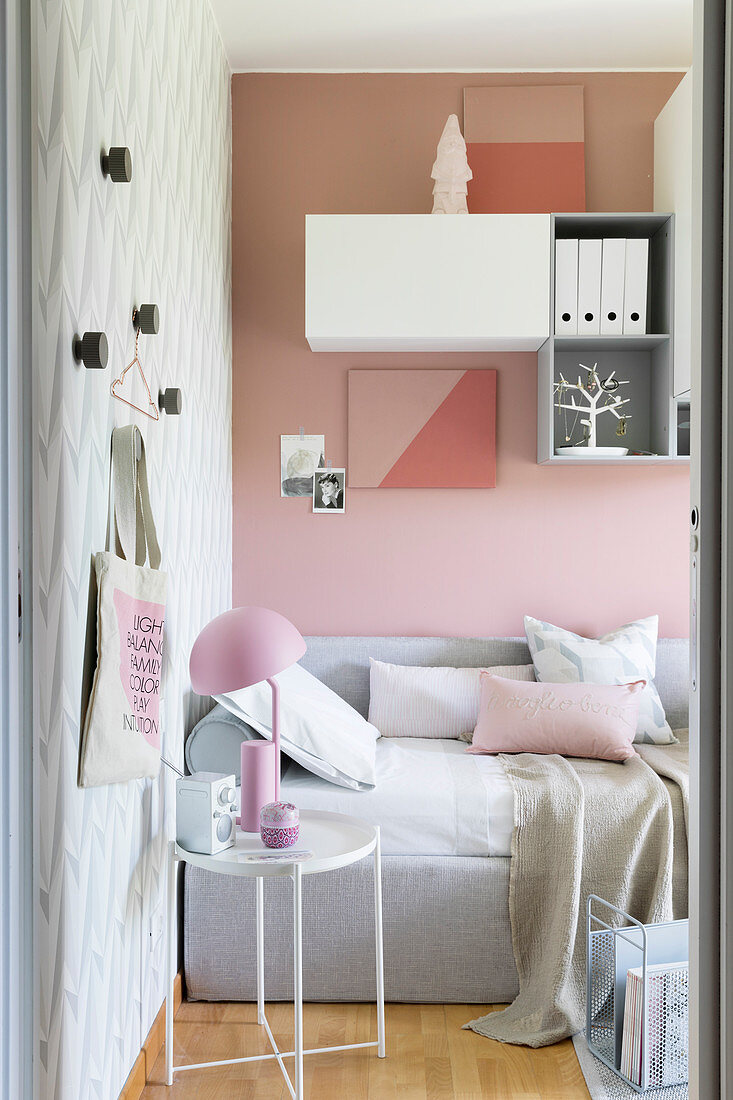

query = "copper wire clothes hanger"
[110,327,159,420]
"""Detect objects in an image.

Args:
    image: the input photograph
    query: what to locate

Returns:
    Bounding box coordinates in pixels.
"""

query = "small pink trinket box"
[260,801,300,849]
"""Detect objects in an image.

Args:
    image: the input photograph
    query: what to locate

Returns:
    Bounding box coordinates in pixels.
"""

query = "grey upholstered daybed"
[183,635,689,1005]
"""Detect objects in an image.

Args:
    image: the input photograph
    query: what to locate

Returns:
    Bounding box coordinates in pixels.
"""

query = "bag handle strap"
[108,426,161,569]
[135,436,161,569]
[109,427,137,562]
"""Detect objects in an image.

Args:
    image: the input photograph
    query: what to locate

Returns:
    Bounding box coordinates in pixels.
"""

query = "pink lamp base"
[239,741,277,832]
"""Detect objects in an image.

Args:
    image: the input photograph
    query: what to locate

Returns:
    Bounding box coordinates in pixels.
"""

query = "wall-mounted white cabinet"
[305,213,551,352]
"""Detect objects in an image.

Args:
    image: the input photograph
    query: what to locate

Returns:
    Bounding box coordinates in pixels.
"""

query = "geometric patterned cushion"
[524,614,677,745]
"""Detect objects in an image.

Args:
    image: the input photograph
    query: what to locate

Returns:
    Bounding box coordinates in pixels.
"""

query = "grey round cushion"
[185,703,263,782]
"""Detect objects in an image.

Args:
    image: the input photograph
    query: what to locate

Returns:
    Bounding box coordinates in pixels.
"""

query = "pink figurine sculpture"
[431,114,472,215]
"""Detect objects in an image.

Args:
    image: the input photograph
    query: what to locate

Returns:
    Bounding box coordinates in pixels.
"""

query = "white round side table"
[165,809,386,1098]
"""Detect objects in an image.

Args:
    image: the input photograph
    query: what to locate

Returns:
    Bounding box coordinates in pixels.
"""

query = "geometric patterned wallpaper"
[33,2,231,1096]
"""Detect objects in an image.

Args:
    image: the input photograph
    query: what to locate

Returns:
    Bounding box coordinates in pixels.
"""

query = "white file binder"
[600,238,626,335]
[577,238,602,335]
[555,238,579,335]
[623,238,649,334]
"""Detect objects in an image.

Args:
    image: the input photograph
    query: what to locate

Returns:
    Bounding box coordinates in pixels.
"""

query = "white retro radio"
[176,771,237,855]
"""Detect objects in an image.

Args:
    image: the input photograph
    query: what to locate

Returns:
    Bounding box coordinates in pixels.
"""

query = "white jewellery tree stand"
[554,363,631,456]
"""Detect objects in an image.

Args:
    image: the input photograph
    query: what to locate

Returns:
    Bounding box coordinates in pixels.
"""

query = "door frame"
[1,1,34,1096]
[721,0,733,1091]
[691,0,726,1096]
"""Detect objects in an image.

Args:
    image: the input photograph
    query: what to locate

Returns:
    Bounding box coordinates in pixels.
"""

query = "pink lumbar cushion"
[466,674,645,762]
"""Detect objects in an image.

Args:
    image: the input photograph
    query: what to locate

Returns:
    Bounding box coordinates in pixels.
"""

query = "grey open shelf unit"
[538,213,689,465]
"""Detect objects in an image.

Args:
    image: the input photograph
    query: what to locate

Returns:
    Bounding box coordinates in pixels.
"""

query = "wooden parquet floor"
[141,1001,591,1099]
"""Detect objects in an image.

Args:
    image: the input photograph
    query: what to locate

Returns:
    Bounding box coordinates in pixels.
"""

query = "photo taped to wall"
[313,467,346,513]
[281,434,325,497]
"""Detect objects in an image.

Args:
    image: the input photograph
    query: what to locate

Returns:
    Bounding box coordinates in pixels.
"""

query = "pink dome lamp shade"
[189,607,306,803]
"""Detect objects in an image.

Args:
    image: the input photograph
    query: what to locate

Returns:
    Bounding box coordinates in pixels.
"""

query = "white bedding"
[238,737,514,857]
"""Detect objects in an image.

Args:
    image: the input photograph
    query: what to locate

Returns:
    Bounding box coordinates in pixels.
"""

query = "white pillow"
[215,662,379,790]
[368,660,535,739]
[458,665,536,743]
[523,614,676,745]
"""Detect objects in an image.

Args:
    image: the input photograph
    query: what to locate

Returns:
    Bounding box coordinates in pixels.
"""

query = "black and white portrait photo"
[312,468,346,513]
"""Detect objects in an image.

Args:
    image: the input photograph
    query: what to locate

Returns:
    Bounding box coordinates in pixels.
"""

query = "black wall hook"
[158,388,182,415]
[73,331,108,369]
[101,147,132,183]
[132,304,159,334]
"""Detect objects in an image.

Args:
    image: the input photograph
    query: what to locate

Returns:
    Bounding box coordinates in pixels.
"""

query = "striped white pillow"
[368,659,535,739]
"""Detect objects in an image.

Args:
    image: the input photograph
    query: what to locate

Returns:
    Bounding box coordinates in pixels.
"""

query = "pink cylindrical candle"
[240,741,277,832]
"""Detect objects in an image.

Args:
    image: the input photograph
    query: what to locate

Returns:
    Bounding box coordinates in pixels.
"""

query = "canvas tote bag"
[79,425,167,786]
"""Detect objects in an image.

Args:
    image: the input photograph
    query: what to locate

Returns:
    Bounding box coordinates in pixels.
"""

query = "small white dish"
[555,446,629,457]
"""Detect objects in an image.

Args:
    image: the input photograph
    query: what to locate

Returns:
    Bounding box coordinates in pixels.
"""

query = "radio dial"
[218,786,235,806]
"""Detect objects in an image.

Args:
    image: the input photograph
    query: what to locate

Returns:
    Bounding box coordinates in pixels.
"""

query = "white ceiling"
[209,0,693,73]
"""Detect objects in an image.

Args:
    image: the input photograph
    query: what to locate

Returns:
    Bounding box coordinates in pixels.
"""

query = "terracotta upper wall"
[232,72,689,637]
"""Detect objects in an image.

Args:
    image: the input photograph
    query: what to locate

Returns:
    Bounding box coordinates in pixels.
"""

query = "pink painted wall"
[232,73,689,638]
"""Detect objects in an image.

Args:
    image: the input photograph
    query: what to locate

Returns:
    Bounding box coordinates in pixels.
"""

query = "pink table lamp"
[189,607,306,828]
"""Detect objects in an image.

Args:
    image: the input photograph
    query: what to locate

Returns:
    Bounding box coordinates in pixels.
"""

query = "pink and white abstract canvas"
[348,369,497,488]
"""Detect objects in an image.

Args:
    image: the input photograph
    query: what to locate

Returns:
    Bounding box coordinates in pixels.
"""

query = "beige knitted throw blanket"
[464,731,689,1048]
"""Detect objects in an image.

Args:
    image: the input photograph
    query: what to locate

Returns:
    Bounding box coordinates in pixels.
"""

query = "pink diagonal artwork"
[348,369,497,488]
